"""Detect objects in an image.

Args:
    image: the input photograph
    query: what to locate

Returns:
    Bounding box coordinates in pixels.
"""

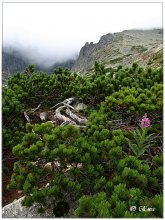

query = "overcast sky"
[3,2,162,67]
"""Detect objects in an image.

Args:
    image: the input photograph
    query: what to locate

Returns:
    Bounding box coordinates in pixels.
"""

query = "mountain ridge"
[72,29,163,74]
[2,29,163,82]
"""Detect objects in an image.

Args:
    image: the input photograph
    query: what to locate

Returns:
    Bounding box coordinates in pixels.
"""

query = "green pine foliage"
[3,62,163,217]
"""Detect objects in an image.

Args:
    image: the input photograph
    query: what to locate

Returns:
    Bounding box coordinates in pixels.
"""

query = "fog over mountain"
[3,42,78,69]
[2,45,77,81]
[3,27,162,81]
[3,2,162,69]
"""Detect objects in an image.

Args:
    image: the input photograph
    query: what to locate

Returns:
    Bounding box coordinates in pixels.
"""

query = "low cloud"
[3,38,79,68]
[3,2,162,67]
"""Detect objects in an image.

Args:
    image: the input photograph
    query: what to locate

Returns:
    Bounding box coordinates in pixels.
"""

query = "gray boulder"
[2,197,54,218]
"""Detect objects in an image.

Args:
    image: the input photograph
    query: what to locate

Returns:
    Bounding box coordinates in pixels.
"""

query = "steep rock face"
[72,29,163,74]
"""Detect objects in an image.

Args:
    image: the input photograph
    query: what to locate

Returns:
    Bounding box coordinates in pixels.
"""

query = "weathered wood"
[65,108,87,124]
[24,111,31,123]
[24,98,87,128]
[55,106,73,123]
[31,104,41,112]
[50,98,75,110]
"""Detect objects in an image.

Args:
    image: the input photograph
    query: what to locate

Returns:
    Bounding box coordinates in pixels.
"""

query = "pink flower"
[140,113,151,128]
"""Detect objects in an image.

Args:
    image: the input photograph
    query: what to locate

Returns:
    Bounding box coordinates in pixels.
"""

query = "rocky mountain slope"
[72,29,163,74]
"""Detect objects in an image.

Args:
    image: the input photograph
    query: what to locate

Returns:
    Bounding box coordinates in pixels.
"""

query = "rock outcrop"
[72,29,163,74]
[2,197,54,218]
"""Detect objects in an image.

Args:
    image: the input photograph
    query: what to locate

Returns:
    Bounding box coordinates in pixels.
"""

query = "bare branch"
[31,104,41,112]
[24,111,31,123]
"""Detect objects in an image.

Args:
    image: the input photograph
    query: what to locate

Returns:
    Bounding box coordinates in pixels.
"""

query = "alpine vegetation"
[3,62,163,217]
